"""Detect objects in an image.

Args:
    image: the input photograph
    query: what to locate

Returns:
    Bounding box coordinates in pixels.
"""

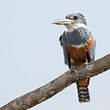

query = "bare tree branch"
[0,54,110,110]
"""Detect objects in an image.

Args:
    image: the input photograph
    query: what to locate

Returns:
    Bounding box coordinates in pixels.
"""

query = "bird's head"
[53,13,87,32]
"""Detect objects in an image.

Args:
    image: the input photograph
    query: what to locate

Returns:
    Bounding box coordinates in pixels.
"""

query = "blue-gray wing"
[87,36,96,62]
[59,32,70,66]
[59,29,96,66]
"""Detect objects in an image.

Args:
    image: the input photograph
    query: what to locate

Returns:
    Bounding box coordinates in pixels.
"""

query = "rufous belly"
[66,37,93,66]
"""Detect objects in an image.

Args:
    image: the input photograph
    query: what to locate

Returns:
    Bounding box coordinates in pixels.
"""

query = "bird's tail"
[76,79,90,103]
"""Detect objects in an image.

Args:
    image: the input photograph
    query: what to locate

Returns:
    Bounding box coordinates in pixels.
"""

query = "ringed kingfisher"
[53,13,96,103]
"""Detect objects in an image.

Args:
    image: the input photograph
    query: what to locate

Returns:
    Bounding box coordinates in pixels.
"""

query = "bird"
[53,13,96,103]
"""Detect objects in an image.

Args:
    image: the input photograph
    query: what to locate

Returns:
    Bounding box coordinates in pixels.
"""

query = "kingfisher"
[53,13,96,103]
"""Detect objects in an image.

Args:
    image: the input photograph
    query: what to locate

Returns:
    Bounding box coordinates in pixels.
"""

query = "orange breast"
[66,37,93,66]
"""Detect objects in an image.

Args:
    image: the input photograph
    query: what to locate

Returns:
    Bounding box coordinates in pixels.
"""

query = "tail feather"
[77,81,90,103]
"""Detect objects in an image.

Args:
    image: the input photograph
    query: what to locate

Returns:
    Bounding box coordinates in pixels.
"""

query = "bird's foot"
[69,65,78,73]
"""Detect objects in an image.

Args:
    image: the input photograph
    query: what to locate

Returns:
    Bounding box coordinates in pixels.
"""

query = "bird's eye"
[73,16,78,20]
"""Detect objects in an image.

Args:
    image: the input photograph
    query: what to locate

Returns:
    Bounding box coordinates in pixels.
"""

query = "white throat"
[66,23,88,32]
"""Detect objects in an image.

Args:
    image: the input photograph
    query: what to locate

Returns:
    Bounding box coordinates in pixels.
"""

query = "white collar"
[66,23,88,32]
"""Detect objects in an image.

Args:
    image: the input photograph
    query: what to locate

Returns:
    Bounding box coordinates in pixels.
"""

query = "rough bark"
[0,54,110,110]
